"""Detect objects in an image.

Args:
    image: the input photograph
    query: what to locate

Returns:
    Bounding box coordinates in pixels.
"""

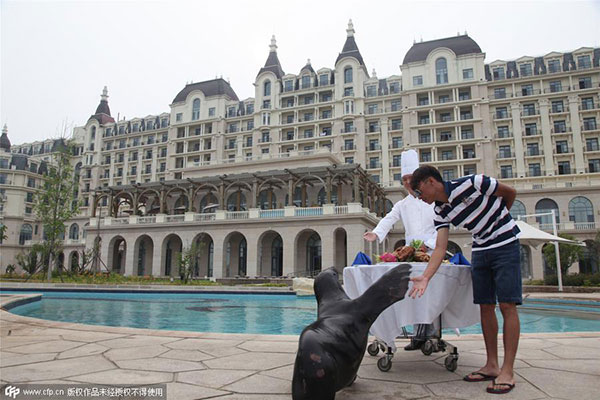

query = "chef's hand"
[363,232,377,242]
[409,275,429,298]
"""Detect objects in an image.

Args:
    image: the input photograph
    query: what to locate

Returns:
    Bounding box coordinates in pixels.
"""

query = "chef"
[363,149,436,350]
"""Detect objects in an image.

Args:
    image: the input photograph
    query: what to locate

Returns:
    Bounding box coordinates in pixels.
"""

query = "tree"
[176,242,204,284]
[34,137,80,281]
[542,233,584,275]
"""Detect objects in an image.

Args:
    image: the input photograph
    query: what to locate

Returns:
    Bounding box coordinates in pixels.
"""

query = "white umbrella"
[515,220,584,249]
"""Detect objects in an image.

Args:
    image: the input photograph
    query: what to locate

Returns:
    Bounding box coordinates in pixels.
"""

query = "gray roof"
[335,36,365,66]
[0,131,10,151]
[89,96,115,125]
[402,35,482,64]
[300,62,315,74]
[10,154,28,171]
[258,52,285,79]
[172,78,239,103]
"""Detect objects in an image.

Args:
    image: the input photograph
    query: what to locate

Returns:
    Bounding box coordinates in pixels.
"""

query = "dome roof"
[402,35,482,65]
[172,78,239,103]
[0,125,10,151]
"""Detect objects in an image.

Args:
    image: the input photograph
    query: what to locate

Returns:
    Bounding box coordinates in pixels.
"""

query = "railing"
[112,217,129,225]
[294,207,323,217]
[165,215,184,223]
[334,206,348,215]
[259,209,284,218]
[194,213,216,222]
[138,216,156,224]
[575,222,596,230]
[226,211,249,220]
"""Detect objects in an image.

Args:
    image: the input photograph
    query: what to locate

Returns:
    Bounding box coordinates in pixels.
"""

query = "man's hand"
[409,275,429,298]
[363,232,377,242]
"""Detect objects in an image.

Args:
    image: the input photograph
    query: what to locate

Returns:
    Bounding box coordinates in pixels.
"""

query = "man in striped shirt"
[409,165,521,395]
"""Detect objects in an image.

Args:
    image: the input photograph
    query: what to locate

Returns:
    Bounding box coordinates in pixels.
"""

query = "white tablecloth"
[343,263,480,351]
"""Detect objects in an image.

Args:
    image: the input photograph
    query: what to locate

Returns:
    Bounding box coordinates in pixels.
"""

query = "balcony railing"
[294,207,323,217]
[226,211,249,220]
[259,209,284,218]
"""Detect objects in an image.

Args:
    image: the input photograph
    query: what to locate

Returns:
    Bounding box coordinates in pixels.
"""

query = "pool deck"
[1,293,599,400]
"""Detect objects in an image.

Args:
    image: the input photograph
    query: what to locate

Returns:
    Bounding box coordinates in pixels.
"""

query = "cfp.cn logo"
[4,385,20,399]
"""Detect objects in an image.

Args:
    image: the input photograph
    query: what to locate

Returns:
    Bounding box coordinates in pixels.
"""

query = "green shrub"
[543,273,600,287]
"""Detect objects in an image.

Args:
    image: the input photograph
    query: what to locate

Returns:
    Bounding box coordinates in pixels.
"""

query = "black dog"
[292,265,411,400]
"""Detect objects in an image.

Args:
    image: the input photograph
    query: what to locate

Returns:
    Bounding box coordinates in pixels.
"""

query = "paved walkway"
[1,294,599,400]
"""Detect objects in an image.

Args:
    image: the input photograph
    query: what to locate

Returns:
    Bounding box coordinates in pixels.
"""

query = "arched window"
[344,67,353,84]
[90,126,96,140]
[227,191,247,211]
[200,193,218,213]
[263,80,271,97]
[192,98,201,120]
[510,200,526,220]
[317,187,338,205]
[436,57,448,84]
[19,224,33,245]
[258,189,277,210]
[569,196,594,224]
[535,199,559,228]
[69,224,79,240]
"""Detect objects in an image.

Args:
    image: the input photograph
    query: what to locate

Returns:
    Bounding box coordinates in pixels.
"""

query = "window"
[390,100,401,111]
[26,192,34,202]
[389,82,400,93]
[391,118,402,130]
[579,77,592,89]
[208,107,215,117]
[521,84,533,96]
[581,97,595,110]
[439,112,452,122]
[586,138,599,151]
[583,117,597,131]
[529,163,541,177]
[496,107,508,119]
[69,224,79,240]
[526,143,540,156]
[261,131,270,142]
[368,157,380,169]
[176,113,182,122]
[438,95,450,103]
[344,139,354,150]
[19,224,33,245]
[366,85,377,97]
[418,96,429,106]
[344,67,353,83]
[500,165,513,179]
[419,114,430,125]
[262,112,270,126]
[368,122,379,133]
[27,177,36,188]
[441,150,454,160]
[263,80,271,96]
[462,68,474,79]
[344,100,354,114]
[413,75,423,86]
[392,154,402,167]
[523,103,536,116]
[392,136,403,148]
[556,140,568,154]
[461,127,474,139]
[393,173,402,181]
[549,81,562,93]
[558,161,571,175]
[419,132,431,143]
[459,90,471,101]
[345,157,354,164]
[494,87,506,99]
[301,75,311,89]
[369,139,379,150]
[551,100,564,113]
[420,151,431,162]
[499,145,512,158]
[343,121,354,133]
[441,169,454,180]
[440,131,453,141]
[548,59,560,73]
[284,80,294,92]
[519,63,532,77]
[577,55,592,69]
[319,74,328,86]
[367,104,378,114]
[589,159,600,173]
[435,58,448,84]
[464,165,476,175]
[525,123,537,136]
[343,87,354,97]
[493,67,505,80]
[553,120,567,133]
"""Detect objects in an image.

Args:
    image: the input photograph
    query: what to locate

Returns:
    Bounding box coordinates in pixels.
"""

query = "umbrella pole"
[552,209,563,292]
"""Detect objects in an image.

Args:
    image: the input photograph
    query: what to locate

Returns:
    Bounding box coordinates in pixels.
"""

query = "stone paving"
[1,293,599,400]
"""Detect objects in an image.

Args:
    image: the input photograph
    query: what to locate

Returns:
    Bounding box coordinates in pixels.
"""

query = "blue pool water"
[3,290,600,335]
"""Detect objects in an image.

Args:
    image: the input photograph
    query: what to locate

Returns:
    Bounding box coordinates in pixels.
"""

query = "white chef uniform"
[372,149,437,251]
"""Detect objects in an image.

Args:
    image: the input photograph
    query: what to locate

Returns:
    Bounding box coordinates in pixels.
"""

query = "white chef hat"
[401,149,419,177]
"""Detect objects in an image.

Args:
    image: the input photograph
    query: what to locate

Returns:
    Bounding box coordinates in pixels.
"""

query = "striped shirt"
[433,174,520,251]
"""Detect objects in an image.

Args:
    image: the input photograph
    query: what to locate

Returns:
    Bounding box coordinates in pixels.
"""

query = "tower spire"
[269,35,277,52]
[346,19,355,37]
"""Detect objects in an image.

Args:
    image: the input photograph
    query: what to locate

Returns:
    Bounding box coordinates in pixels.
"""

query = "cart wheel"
[367,341,380,356]
[377,356,392,372]
[421,340,434,356]
[444,355,458,372]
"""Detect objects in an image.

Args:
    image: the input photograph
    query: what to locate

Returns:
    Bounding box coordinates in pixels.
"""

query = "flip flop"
[463,371,497,382]
[486,379,515,394]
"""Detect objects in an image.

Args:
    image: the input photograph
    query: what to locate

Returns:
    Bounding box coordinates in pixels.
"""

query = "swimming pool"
[3,290,600,335]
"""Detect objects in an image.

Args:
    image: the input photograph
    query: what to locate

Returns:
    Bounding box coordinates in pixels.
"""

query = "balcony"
[258,137,271,143]
[341,145,356,151]
[495,132,513,139]
[525,149,543,157]
[341,127,357,134]
[498,152,515,159]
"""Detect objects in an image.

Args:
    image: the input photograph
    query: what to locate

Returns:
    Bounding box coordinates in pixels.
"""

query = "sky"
[1,0,599,145]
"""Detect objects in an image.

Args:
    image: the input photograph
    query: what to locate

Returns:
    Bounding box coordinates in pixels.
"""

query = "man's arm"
[495,182,517,210]
[365,200,403,242]
[408,227,449,298]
